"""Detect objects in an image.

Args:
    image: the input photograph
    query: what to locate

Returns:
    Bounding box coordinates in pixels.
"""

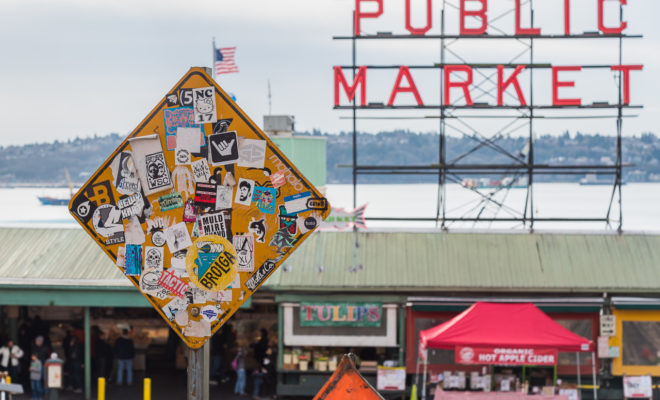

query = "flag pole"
[212,37,216,80]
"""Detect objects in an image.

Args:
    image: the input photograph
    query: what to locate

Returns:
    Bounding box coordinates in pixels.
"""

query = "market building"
[2,227,660,398]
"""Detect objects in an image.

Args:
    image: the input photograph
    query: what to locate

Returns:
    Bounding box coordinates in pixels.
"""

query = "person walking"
[114,329,134,385]
[0,340,24,381]
[251,360,266,400]
[29,354,43,400]
[263,347,277,398]
[233,347,247,396]
[67,336,83,393]
[32,336,49,395]
[209,333,224,385]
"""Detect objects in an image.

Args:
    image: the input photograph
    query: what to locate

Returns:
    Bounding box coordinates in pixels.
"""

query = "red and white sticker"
[158,269,189,298]
[270,171,286,188]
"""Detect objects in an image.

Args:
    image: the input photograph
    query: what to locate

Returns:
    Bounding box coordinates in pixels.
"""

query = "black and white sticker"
[234,178,254,206]
[208,131,239,166]
[192,87,217,124]
[245,260,276,292]
[71,194,97,224]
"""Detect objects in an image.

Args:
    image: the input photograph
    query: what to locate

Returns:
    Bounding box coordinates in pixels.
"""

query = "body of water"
[1,183,659,232]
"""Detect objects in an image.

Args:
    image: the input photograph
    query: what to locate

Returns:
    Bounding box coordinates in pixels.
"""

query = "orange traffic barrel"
[313,354,385,400]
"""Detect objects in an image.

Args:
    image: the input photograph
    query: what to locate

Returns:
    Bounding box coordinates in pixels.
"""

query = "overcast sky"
[0,0,656,146]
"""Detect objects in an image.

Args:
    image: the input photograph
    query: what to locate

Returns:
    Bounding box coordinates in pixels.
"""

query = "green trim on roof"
[0,285,151,307]
[2,228,660,297]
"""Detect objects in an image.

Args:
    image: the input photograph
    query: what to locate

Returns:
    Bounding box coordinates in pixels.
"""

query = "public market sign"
[300,303,382,327]
[455,346,557,366]
[70,67,329,348]
[334,0,642,108]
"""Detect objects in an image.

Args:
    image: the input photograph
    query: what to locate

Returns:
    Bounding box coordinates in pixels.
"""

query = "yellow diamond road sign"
[69,67,329,348]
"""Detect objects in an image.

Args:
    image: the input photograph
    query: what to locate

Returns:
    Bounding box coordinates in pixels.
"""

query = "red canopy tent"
[417,302,596,399]
[420,302,593,352]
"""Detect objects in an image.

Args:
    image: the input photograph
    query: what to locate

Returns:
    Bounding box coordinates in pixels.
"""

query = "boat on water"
[579,174,625,186]
[462,176,527,190]
[37,170,73,206]
[38,196,71,206]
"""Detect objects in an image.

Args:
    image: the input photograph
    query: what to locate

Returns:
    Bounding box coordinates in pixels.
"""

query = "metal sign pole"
[188,347,204,400]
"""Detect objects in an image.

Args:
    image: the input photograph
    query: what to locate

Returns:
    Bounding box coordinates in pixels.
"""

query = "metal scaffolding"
[334,0,642,232]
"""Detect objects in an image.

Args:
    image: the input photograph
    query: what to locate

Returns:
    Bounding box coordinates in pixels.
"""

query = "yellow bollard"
[143,378,151,400]
[97,377,105,400]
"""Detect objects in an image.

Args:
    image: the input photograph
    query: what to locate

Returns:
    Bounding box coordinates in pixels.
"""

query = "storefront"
[610,297,660,377]
[274,295,406,397]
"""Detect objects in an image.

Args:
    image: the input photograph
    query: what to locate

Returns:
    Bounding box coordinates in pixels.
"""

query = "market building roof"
[1,228,660,304]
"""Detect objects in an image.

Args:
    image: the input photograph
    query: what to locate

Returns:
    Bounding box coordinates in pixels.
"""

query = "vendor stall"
[418,302,594,400]
[277,300,404,397]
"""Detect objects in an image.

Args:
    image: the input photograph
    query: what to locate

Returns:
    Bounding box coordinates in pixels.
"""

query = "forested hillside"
[1,131,659,184]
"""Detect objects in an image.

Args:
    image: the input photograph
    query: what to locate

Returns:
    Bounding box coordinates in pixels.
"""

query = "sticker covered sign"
[68,67,329,349]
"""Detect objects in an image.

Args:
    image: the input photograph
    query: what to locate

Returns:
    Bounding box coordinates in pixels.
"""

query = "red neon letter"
[355,0,383,36]
[598,0,627,34]
[444,65,473,106]
[564,0,570,35]
[612,65,642,105]
[460,0,487,35]
[497,65,526,106]
[405,0,432,35]
[552,66,582,106]
[388,66,423,106]
[515,0,540,35]
[334,66,367,106]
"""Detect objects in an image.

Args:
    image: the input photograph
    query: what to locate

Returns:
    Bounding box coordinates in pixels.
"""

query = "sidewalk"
[12,369,280,400]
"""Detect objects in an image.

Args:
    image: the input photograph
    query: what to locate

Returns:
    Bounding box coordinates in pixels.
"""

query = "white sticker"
[162,297,188,322]
[192,87,217,124]
[116,246,126,267]
[218,289,233,302]
[177,127,201,153]
[128,134,173,196]
[200,305,220,322]
[233,234,254,272]
[143,246,164,270]
[174,127,201,165]
[171,257,188,277]
[164,222,193,253]
[124,216,146,245]
[139,268,168,300]
[234,178,255,206]
[237,138,266,169]
[191,159,212,183]
[216,185,233,210]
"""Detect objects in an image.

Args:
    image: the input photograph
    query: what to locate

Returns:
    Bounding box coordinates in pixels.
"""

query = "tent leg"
[591,352,597,400]
[422,356,428,400]
[576,353,581,398]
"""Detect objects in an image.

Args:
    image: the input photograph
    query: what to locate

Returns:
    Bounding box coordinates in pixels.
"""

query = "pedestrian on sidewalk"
[67,335,83,393]
[251,361,267,400]
[233,347,247,396]
[29,354,43,400]
[0,339,24,382]
[114,328,135,385]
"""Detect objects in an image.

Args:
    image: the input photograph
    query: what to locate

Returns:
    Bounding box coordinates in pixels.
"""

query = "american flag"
[214,47,239,75]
